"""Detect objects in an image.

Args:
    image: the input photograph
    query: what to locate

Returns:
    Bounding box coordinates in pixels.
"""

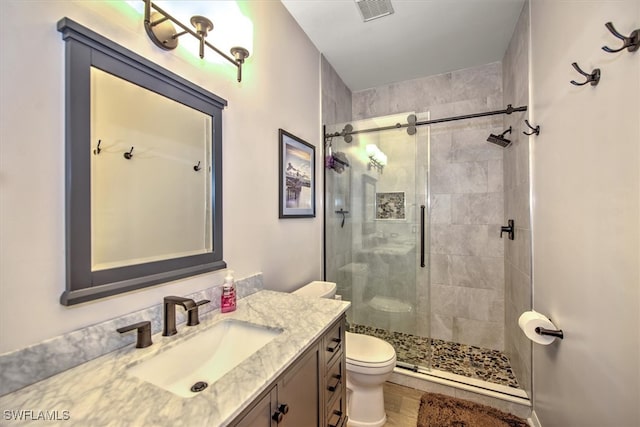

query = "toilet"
[292,280,337,299]
[293,281,397,427]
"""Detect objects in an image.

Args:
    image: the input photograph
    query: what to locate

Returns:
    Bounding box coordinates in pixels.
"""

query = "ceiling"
[281,0,526,92]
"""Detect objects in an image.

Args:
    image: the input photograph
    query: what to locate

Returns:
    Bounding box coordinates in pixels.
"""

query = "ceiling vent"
[355,0,394,22]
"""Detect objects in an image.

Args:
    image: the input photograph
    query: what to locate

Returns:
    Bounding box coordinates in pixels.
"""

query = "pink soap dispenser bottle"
[220,270,236,313]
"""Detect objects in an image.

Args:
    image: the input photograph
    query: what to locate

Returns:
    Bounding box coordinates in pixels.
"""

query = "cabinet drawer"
[325,355,343,406]
[326,396,346,427]
[323,321,343,365]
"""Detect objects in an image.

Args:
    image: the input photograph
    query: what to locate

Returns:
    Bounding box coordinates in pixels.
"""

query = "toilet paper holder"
[535,327,564,340]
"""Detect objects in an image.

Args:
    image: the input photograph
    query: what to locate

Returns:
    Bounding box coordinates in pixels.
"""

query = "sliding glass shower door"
[325,106,528,394]
[325,112,430,368]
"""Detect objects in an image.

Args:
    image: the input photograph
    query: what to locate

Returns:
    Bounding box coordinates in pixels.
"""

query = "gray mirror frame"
[58,18,227,306]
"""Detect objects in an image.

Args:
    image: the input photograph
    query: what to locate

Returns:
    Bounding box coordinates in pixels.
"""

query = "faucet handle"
[187,299,211,326]
[117,321,153,348]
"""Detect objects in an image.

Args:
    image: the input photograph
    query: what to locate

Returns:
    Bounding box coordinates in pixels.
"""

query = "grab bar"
[420,205,425,268]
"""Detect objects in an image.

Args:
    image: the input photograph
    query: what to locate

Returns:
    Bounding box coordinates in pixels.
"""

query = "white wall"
[502,0,532,397]
[91,68,212,269]
[530,1,639,425]
[0,1,322,353]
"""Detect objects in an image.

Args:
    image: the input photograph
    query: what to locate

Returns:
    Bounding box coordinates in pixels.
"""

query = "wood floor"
[382,382,424,426]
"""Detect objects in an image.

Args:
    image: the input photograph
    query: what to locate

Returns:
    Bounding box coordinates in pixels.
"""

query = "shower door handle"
[420,205,426,268]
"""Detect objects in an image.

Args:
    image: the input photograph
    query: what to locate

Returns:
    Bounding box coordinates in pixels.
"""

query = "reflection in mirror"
[90,68,212,270]
[332,155,351,212]
[59,18,226,306]
[362,174,376,235]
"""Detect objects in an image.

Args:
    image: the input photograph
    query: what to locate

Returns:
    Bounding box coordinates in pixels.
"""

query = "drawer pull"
[278,403,289,415]
[272,402,290,423]
[326,338,341,353]
[328,409,343,427]
[272,411,283,423]
[327,375,341,392]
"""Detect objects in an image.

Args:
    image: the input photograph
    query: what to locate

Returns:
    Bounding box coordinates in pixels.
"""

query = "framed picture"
[375,191,406,220]
[279,129,316,218]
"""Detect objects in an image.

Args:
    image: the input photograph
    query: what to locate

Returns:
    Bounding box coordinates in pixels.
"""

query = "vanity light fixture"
[143,0,250,82]
[366,144,387,173]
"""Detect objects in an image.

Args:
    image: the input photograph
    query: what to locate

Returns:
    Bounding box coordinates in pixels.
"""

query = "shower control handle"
[500,219,515,240]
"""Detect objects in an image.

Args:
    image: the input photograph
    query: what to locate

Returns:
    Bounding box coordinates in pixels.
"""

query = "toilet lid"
[293,281,336,298]
[345,332,396,365]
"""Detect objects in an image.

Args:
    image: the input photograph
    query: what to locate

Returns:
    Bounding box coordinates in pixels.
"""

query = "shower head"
[487,126,512,147]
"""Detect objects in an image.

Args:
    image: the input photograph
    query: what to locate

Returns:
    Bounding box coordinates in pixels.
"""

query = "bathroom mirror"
[59,18,227,305]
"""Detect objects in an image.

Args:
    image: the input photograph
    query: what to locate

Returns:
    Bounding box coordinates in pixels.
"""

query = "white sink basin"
[127,319,282,398]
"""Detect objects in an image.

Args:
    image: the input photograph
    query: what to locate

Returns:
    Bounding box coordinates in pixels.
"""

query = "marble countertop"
[0,290,350,426]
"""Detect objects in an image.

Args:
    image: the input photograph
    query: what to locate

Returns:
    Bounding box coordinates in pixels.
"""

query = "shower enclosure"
[324,109,525,394]
[325,112,427,357]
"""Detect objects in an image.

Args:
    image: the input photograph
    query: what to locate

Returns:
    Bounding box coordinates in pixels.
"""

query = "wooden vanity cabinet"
[322,317,347,427]
[232,315,346,427]
[233,348,318,427]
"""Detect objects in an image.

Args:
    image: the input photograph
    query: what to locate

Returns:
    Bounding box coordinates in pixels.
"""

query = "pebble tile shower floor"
[350,324,520,389]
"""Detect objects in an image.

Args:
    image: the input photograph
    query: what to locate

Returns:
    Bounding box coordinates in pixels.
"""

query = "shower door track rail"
[324,104,528,141]
[395,363,530,402]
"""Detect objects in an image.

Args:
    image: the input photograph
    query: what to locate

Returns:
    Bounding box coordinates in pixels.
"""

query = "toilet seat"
[345,332,396,372]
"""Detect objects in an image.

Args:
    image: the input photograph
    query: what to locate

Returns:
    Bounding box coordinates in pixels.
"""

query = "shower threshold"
[350,324,526,398]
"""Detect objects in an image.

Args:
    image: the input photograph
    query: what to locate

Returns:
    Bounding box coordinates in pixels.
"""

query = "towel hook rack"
[193,161,201,172]
[602,22,639,53]
[93,140,102,155]
[570,62,600,86]
[523,119,540,136]
[124,146,134,160]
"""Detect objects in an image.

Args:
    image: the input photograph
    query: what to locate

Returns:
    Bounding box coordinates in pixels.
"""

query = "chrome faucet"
[163,296,197,336]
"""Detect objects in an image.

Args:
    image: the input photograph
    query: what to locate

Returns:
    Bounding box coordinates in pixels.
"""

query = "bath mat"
[416,392,528,427]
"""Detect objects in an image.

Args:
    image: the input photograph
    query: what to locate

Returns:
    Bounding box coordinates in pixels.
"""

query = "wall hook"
[193,161,201,172]
[523,119,540,136]
[602,22,639,53]
[93,140,102,155]
[124,147,134,159]
[570,62,600,86]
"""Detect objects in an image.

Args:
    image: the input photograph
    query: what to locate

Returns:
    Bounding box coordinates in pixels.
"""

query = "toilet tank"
[292,281,337,299]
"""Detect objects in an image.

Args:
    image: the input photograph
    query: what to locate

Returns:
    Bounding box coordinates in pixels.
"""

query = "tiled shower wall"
[502,2,532,397]
[322,55,353,291]
[352,63,507,351]
[321,55,352,127]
